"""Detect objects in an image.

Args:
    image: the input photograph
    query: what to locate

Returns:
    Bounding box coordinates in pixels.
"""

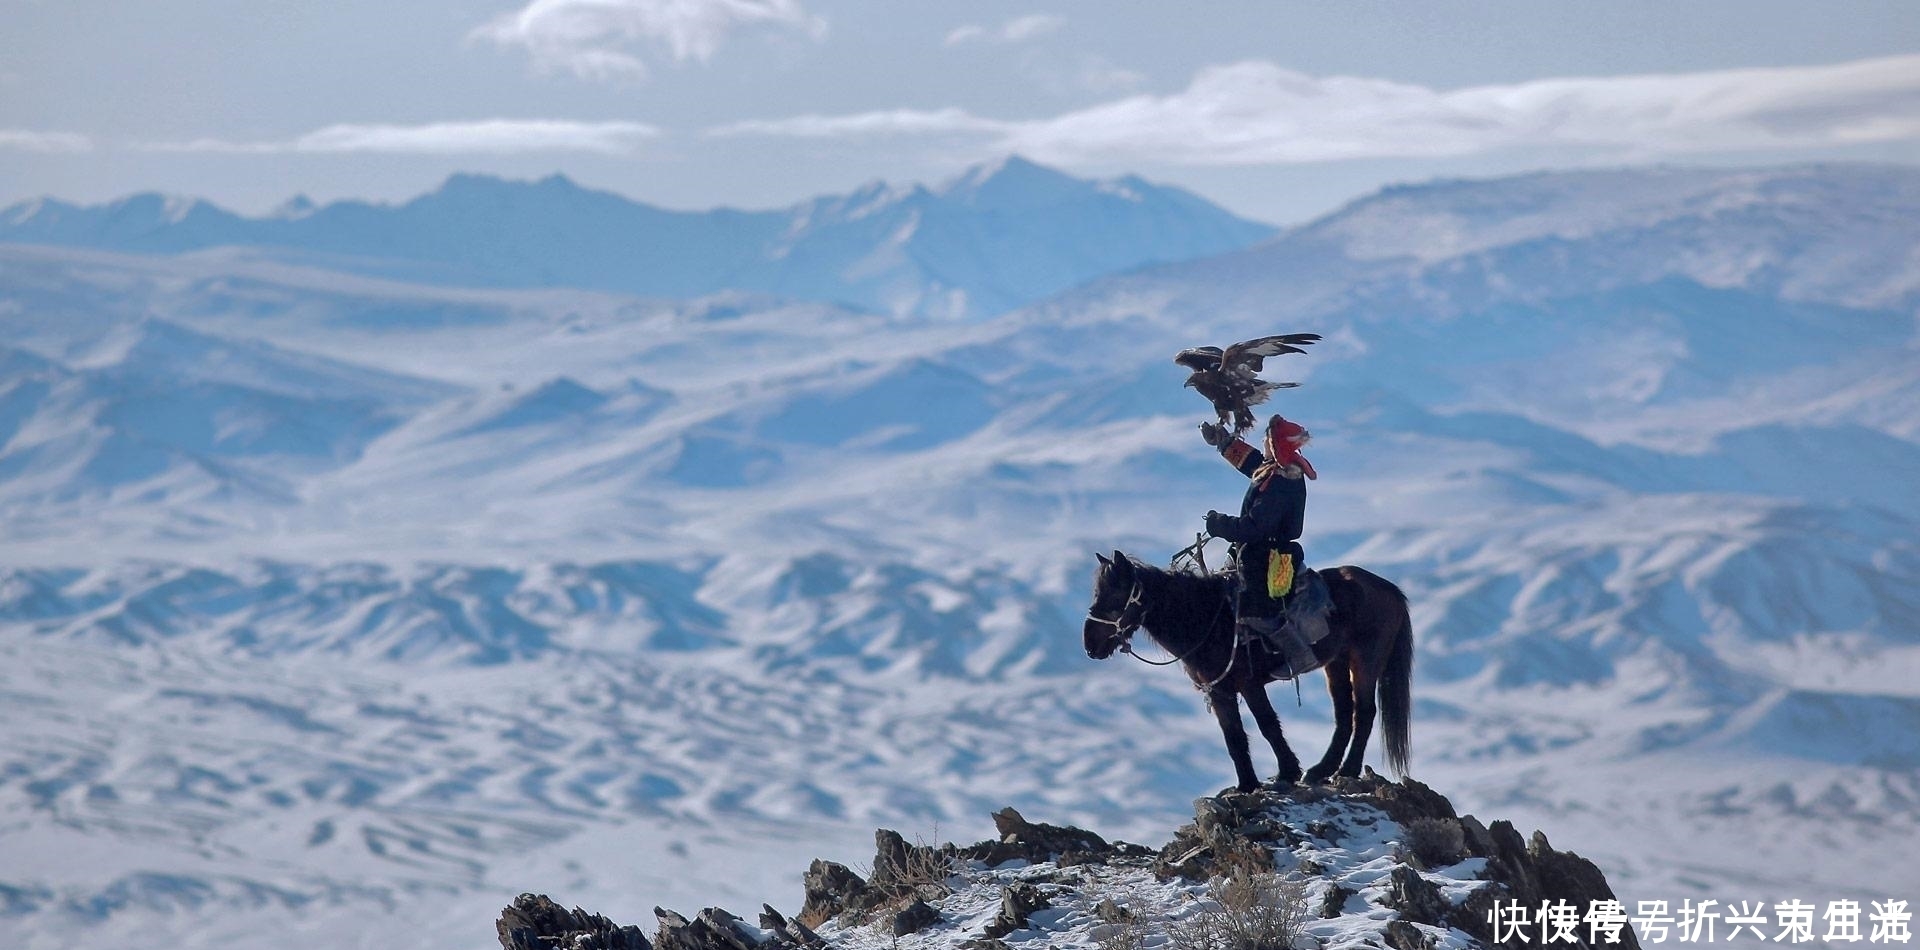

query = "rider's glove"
[1199,422,1228,448]
[1205,510,1233,537]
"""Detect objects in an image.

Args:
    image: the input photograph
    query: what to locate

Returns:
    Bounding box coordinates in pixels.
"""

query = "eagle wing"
[1175,333,1319,436]
[1172,346,1224,372]
[1220,333,1321,374]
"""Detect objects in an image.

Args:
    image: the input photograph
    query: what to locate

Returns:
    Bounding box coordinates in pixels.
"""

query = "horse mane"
[1126,557,1230,625]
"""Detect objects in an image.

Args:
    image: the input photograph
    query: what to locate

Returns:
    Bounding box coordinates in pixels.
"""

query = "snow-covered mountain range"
[1,160,1916,950]
[0,156,1273,320]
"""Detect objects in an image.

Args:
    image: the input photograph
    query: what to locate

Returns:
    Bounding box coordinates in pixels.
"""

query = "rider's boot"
[1243,614,1317,679]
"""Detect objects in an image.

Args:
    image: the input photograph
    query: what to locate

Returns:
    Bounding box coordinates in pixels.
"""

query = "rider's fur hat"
[1261,414,1317,481]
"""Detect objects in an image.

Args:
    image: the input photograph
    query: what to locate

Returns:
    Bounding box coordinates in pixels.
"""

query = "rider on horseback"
[1201,414,1320,678]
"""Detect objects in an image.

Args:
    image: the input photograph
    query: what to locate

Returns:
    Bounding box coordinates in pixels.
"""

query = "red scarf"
[1253,415,1317,488]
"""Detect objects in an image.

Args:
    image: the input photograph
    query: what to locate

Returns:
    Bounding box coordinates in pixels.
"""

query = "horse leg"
[1338,667,1379,778]
[1207,688,1262,793]
[1304,659,1354,785]
[1240,684,1302,787]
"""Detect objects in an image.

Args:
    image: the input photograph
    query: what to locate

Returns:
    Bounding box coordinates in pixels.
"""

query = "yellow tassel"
[1267,550,1294,599]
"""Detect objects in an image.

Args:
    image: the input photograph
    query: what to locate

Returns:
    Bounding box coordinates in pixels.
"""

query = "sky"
[3,0,1918,224]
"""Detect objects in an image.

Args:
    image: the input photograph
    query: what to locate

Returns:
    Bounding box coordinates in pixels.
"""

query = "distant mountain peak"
[3,197,58,225]
[0,157,1275,319]
[101,191,217,225]
[429,171,591,200]
[273,194,317,220]
[940,153,1084,205]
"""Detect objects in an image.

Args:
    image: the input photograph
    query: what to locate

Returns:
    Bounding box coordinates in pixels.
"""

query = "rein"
[1093,574,1237,685]
[1170,532,1211,575]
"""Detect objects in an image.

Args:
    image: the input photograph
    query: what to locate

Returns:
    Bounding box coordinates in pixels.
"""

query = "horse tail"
[1378,582,1414,778]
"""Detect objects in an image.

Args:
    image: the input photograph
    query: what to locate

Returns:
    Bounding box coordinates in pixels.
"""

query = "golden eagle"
[1175,333,1320,435]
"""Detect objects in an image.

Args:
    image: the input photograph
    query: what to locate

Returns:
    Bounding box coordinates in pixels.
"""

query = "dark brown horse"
[1083,550,1413,792]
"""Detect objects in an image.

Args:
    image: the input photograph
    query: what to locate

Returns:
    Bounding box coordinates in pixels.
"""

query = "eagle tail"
[1244,379,1298,408]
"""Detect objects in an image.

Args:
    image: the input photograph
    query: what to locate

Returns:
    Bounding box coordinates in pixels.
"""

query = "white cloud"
[943,24,986,46]
[711,54,1920,166]
[148,120,662,155]
[944,13,1066,47]
[473,0,826,81]
[1026,51,1147,96]
[708,108,1008,139]
[0,129,92,153]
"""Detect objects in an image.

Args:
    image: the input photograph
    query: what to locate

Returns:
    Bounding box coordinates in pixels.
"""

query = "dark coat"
[1210,440,1306,546]
[1210,438,1307,617]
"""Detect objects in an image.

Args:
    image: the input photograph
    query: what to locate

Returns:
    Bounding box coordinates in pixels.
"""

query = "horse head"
[1084,549,1146,659]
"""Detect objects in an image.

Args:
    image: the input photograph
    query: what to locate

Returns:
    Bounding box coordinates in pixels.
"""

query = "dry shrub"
[1096,915,1157,950]
[843,829,959,925]
[1169,870,1309,950]
[891,839,959,900]
[1403,818,1467,869]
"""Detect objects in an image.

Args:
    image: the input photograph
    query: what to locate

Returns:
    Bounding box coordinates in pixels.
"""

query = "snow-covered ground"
[1,162,1916,949]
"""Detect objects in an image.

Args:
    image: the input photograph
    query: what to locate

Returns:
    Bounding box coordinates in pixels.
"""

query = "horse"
[1082,549,1413,792]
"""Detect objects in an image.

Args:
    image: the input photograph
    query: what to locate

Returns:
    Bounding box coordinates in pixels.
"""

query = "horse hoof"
[1272,772,1300,788]
[1303,767,1332,785]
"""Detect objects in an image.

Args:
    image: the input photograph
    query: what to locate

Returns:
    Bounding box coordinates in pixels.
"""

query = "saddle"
[1231,567,1334,679]
[1286,569,1333,650]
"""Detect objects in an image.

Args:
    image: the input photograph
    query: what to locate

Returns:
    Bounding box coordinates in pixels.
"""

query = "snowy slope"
[0,163,1916,950]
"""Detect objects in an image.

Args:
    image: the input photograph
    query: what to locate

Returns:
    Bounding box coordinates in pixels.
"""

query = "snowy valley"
[1,161,1917,949]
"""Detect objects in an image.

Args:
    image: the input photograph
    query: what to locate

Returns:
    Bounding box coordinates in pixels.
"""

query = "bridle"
[1088,570,1237,680]
[1085,577,1147,650]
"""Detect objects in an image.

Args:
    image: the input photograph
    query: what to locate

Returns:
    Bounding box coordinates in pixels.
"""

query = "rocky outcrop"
[497,773,1637,949]
[497,892,651,950]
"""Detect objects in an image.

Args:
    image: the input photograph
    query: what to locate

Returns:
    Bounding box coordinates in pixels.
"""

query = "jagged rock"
[1193,797,1236,846]
[871,829,915,888]
[798,859,869,926]
[780,915,826,949]
[988,807,1027,839]
[1152,792,1299,881]
[1483,820,1542,901]
[1455,885,1505,946]
[1385,919,1437,950]
[1457,813,1496,858]
[502,779,1641,950]
[982,882,1050,938]
[750,904,822,948]
[1386,865,1450,927]
[892,898,942,936]
[700,909,761,950]
[1238,818,1280,839]
[1305,820,1344,844]
[1152,837,1211,880]
[1531,829,1621,906]
[1367,775,1458,826]
[961,806,1138,867]
[1319,883,1354,918]
[1464,821,1642,949]
[653,906,764,950]
[871,828,956,900]
[497,893,651,950]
